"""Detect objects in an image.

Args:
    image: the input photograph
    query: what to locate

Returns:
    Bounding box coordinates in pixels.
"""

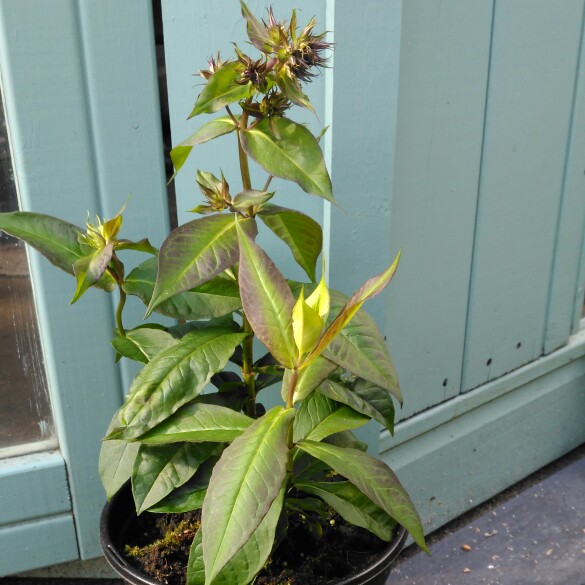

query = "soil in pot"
[123,506,391,585]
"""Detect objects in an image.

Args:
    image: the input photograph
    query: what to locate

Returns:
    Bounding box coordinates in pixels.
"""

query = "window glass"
[0,87,56,457]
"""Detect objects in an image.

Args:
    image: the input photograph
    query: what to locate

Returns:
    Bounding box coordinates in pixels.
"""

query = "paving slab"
[392,445,585,585]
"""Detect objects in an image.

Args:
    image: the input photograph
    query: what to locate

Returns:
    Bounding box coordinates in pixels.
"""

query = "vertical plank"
[379,0,493,418]
[162,1,327,281]
[0,0,168,559]
[325,0,402,447]
[545,5,585,351]
[462,0,584,391]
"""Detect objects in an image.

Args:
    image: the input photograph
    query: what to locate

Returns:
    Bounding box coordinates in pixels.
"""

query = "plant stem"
[242,314,256,418]
[286,368,298,410]
[115,286,127,338]
[110,252,126,337]
[237,105,257,416]
[262,175,273,192]
[237,110,252,192]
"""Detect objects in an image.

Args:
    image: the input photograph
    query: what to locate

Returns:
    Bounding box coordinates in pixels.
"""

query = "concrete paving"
[392,444,585,585]
[2,444,584,585]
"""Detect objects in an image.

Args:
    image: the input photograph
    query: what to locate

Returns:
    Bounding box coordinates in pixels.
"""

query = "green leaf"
[202,407,294,584]
[171,116,238,177]
[318,378,395,433]
[138,403,253,444]
[296,480,396,541]
[117,328,247,439]
[293,392,367,443]
[99,408,140,500]
[190,61,253,118]
[259,205,322,281]
[277,70,314,113]
[236,220,297,369]
[296,440,427,552]
[292,287,323,358]
[0,211,116,291]
[230,189,274,212]
[187,488,285,585]
[132,442,219,514]
[112,325,177,364]
[148,458,216,513]
[124,257,242,321]
[71,243,114,303]
[281,355,338,403]
[325,430,368,452]
[240,1,271,53]
[241,117,333,202]
[305,254,401,385]
[115,238,158,255]
[323,291,401,403]
[147,215,256,316]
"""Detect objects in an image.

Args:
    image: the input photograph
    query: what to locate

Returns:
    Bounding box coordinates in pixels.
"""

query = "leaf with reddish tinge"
[147,215,256,316]
[236,220,297,369]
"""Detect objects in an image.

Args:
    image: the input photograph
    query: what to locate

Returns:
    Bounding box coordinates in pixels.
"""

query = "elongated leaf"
[147,215,256,316]
[0,211,115,291]
[132,442,219,514]
[240,0,271,53]
[190,61,253,117]
[292,287,323,357]
[139,403,253,444]
[306,253,401,365]
[236,220,297,369]
[99,408,140,500]
[282,355,338,403]
[323,291,401,402]
[277,71,314,113]
[230,189,274,212]
[115,237,158,255]
[297,440,427,551]
[293,392,367,443]
[202,407,294,584]
[124,257,242,321]
[71,243,114,303]
[112,325,177,364]
[116,328,246,439]
[259,206,322,281]
[188,488,284,585]
[148,458,216,513]
[241,117,333,202]
[325,430,368,452]
[171,116,238,176]
[296,480,396,541]
[318,378,395,433]
[293,392,335,443]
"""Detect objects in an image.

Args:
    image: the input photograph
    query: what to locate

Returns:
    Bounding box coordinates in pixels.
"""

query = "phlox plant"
[0,3,426,584]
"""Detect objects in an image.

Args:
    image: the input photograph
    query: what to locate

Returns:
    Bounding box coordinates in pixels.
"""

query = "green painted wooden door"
[0,0,168,574]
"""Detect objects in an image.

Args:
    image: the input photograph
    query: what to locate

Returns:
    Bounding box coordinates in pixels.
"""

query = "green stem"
[115,286,127,338]
[242,314,256,417]
[237,110,252,191]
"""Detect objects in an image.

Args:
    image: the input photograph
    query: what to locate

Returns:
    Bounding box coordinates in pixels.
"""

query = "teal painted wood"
[0,0,168,561]
[161,0,327,282]
[0,514,78,576]
[381,327,585,454]
[545,5,585,351]
[384,0,494,418]
[382,346,585,535]
[325,0,401,323]
[462,0,585,391]
[0,451,70,527]
[74,1,170,393]
[323,0,401,441]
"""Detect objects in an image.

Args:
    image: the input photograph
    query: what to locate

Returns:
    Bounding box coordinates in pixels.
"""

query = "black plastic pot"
[100,482,408,585]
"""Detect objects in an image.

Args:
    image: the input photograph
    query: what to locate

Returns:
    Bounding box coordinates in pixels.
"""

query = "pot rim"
[100,482,408,585]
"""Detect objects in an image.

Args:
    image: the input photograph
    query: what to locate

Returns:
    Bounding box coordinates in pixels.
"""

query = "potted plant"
[0,3,427,584]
